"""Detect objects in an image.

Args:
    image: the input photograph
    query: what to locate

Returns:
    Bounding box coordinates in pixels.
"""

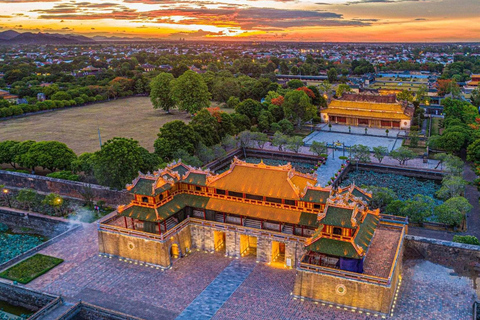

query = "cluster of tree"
[367,154,470,228]
[441,56,480,83]
[428,98,480,155]
[347,144,417,166]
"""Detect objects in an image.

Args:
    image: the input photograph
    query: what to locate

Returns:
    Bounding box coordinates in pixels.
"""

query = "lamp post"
[3,188,11,208]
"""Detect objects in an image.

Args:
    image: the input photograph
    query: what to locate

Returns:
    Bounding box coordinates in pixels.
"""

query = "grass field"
[0,97,193,154]
[0,254,63,284]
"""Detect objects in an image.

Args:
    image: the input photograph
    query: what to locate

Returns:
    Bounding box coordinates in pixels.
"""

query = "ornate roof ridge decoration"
[126,172,157,191]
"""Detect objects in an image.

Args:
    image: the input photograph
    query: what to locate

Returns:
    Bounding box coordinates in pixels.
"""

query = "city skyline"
[0,0,479,42]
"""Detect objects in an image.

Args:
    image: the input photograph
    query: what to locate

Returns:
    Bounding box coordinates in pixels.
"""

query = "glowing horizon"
[0,0,479,42]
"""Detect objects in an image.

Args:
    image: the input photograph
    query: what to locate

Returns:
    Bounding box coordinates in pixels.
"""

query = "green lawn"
[0,254,63,284]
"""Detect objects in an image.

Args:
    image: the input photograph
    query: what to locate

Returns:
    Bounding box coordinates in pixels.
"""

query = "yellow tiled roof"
[208,159,316,200]
[205,198,302,225]
[323,100,410,120]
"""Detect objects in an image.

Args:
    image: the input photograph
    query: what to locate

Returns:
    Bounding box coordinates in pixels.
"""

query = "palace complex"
[320,93,413,129]
[98,158,407,315]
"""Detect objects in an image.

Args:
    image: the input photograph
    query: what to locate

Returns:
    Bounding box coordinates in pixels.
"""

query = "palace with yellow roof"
[98,159,407,315]
[321,93,413,129]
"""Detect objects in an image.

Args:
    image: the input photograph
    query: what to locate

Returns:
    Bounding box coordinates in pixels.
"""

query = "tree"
[272,132,289,151]
[310,141,327,156]
[396,90,414,103]
[252,132,268,149]
[436,175,467,200]
[467,139,480,163]
[327,68,338,83]
[93,137,160,189]
[190,109,221,146]
[0,140,19,168]
[372,146,389,163]
[401,194,434,225]
[287,79,304,89]
[196,142,215,164]
[16,188,37,211]
[235,99,262,121]
[471,89,480,108]
[238,130,253,157]
[368,186,397,210]
[172,70,211,115]
[150,72,176,113]
[335,84,351,98]
[154,121,200,160]
[23,141,77,172]
[12,140,36,171]
[72,152,96,176]
[435,196,471,228]
[221,134,237,150]
[42,193,64,216]
[390,147,416,165]
[351,144,370,163]
[283,90,314,129]
[172,149,202,167]
[226,96,240,109]
[286,136,304,153]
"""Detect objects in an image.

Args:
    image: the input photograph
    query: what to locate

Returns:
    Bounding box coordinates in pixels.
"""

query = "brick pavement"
[21,223,476,320]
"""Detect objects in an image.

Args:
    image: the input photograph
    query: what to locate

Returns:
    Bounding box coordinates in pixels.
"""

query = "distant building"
[0,89,18,104]
[320,93,413,129]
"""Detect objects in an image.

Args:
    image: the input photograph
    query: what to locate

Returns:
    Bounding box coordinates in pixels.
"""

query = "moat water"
[0,300,33,320]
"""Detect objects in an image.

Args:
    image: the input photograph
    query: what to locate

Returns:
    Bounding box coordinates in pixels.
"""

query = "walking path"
[316,150,344,187]
[175,258,256,320]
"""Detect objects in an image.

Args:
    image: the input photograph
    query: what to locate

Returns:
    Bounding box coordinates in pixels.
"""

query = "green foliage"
[372,146,389,163]
[390,147,416,165]
[351,144,370,163]
[278,119,294,135]
[226,96,240,109]
[400,194,435,224]
[46,171,79,181]
[150,72,176,112]
[251,132,269,149]
[287,79,304,89]
[368,186,398,210]
[272,132,289,151]
[435,175,467,200]
[453,235,480,245]
[0,140,19,168]
[72,152,96,176]
[442,98,478,125]
[283,90,314,128]
[94,137,160,189]
[286,136,304,153]
[434,197,471,227]
[0,254,63,284]
[22,141,77,172]
[309,141,327,156]
[235,99,262,121]
[172,70,211,114]
[190,109,221,146]
[172,149,202,167]
[327,68,338,83]
[154,120,200,160]
[0,233,44,265]
[335,84,351,98]
[15,189,37,211]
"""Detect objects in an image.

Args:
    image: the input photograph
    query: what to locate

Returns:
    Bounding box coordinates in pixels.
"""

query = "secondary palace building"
[321,93,413,129]
[99,159,406,315]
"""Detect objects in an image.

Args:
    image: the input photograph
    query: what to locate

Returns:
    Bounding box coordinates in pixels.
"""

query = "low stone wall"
[57,302,145,320]
[404,235,480,271]
[0,170,130,205]
[349,163,445,180]
[0,282,57,313]
[0,207,71,238]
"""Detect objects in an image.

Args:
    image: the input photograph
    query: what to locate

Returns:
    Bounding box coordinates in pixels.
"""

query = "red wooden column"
[123,216,127,228]
[279,223,282,232]
[203,209,206,220]
[223,213,226,223]
[164,220,167,231]
[158,222,162,234]
[131,218,135,230]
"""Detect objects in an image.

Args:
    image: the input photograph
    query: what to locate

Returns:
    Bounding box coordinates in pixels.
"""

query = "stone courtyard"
[9,221,475,320]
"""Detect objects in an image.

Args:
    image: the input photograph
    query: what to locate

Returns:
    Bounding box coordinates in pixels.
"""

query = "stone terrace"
[18,224,476,320]
[363,226,402,278]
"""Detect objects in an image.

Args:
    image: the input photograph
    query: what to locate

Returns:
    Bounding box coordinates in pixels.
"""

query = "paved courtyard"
[16,223,476,320]
[304,130,400,151]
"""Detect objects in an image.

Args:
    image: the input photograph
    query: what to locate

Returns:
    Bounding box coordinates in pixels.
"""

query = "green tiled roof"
[154,183,172,195]
[306,238,361,259]
[320,206,354,228]
[353,214,379,253]
[129,179,154,196]
[298,212,319,227]
[170,163,190,176]
[302,189,330,204]
[120,194,210,223]
[120,206,157,222]
[183,172,207,186]
[352,188,372,201]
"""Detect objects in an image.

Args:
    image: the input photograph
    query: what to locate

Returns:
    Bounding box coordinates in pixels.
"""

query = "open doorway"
[214,231,226,253]
[272,241,286,265]
[240,235,257,257]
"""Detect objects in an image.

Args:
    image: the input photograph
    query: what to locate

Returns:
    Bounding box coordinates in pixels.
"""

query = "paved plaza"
[15,223,476,320]
[304,130,400,151]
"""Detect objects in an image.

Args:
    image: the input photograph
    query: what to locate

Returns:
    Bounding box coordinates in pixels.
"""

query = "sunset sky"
[0,0,478,42]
